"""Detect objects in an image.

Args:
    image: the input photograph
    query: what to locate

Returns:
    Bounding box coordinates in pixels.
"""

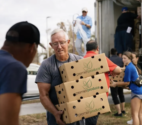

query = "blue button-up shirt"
[77,15,92,39]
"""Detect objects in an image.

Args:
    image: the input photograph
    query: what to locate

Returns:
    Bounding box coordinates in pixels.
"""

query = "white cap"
[82,7,88,12]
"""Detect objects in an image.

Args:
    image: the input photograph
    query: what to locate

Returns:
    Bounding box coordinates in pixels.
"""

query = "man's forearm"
[116,82,129,87]
[40,95,58,116]
[85,24,91,28]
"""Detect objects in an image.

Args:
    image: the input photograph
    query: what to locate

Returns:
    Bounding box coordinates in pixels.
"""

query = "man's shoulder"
[0,53,26,72]
[69,53,83,61]
[42,55,55,65]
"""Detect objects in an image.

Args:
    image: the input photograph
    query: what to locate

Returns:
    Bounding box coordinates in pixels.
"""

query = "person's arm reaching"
[37,83,65,125]
[111,66,122,76]
[110,80,130,87]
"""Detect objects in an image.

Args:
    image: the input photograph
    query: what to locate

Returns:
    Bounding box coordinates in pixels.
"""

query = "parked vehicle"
[23,63,40,97]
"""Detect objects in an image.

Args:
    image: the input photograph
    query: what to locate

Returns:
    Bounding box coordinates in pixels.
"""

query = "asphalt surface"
[20,94,131,116]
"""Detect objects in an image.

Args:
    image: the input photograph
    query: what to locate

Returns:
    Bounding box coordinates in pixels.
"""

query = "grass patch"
[20,103,131,125]
[22,99,40,105]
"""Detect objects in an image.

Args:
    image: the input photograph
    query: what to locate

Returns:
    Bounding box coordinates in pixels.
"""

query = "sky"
[0,0,96,50]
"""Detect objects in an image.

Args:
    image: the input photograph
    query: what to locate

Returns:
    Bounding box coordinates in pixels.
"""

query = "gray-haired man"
[36,29,85,125]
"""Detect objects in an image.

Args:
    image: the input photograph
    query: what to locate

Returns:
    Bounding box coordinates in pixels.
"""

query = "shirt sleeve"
[0,62,27,95]
[106,57,117,72]
[88,17,92,27]
[123,67,131,82]
[35,60,51,84]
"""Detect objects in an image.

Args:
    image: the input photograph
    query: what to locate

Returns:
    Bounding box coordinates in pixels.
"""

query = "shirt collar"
[86,51,97,55]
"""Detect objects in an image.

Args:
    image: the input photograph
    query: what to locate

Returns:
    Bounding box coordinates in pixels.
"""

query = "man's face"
[24,43,38,67]
[50,32,70,58]
[82,11,87,16]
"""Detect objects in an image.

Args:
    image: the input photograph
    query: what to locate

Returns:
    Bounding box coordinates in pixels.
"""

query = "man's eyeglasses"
[51,41,67,47]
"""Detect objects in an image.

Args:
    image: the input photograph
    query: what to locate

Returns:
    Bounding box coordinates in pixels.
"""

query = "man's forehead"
[51,32,66,42]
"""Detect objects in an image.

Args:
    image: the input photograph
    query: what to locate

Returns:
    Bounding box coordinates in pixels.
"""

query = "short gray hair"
[51,28,69,42]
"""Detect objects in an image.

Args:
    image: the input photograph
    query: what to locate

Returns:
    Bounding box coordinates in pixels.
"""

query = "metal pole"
[46,16,51,58]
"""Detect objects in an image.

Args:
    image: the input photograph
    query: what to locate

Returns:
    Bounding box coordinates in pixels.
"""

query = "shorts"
[131,92,142,100]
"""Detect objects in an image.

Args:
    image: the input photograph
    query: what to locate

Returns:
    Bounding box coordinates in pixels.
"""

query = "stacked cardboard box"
[55,53,111,123]
[109,68,125,82]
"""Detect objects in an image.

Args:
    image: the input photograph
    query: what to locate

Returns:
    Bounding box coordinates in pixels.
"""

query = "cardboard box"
[56,93,110,124]
[59,53,109,82]
[109,68,125,82]
[55,73,108,104]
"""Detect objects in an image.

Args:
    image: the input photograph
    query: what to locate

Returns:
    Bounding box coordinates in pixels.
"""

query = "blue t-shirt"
[77,15,92,39]
[123,62,142,94]
[0,50,27,96]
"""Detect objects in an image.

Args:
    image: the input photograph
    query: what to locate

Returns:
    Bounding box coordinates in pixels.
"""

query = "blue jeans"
[47,112,85,125]
[114,30,133,54]
[85,115,99,125]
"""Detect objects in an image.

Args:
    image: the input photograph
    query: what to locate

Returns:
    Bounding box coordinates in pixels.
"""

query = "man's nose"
[57,43,62,48]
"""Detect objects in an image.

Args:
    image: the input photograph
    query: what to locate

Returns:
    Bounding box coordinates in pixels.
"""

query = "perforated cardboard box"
[56,93,110,124]
[59,53,109,82]
[55,73,108,104]
[109,68,125,82]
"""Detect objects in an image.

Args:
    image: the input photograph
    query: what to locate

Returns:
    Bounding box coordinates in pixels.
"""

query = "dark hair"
[123,51,132,61]
[111,48,117,55]
[86,39,98,51]
[132,52,139,58]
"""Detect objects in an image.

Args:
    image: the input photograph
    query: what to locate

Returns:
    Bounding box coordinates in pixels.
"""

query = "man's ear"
[67,40,70,44]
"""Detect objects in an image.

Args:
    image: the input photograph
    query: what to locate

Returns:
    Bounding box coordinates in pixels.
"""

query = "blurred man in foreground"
[0,21,40,125]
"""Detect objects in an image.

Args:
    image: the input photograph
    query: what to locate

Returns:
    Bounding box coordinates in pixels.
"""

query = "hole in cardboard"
[76,80,79,82]
[73,106,76,109]
[71,86,74,89]
[96,92,99,95]
[76,60,78,62]
[91,56,94,58]
[63,101,64,103]
[61,102,62,104]
[58,91,61,94]
[64,108,66,111]
[98,112,100,115]
[80,96,83,99]
[78,100,81,102]
[82,117,85,120]
[73,93,76,96]
[100,98,103,101]
[98,58,101,61]
[73,73,76,76]
[100,86,103,89]
[66,116,67,118]
[61,71,63,74]
[96,72,99,75]
[65,76,66,78]
[91,76,94,79]
[75,114,78,117]
[101,66,103,68]
[93,95,96,98]
[99,79,101,82]
[102,106,105,109]
[62,89,64,91]
[64,96,65,98]
[71,66,74,69]
[80,76,83,79]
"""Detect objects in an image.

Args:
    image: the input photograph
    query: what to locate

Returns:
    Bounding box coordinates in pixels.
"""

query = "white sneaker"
[127,119,133,124]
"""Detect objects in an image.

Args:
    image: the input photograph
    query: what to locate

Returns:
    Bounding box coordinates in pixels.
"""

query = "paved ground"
[20,94,131,116]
